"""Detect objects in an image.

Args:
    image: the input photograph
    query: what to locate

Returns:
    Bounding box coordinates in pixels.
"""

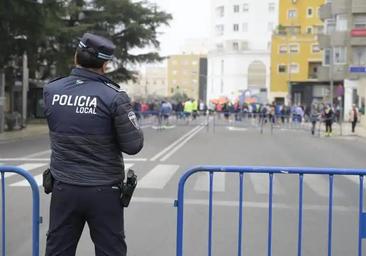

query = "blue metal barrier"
[175,166,366,256]
[0,166,41,256]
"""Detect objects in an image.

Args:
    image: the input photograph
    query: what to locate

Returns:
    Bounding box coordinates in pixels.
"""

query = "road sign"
[349,66,366,73]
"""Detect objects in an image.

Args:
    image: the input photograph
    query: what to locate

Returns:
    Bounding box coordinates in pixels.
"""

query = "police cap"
[78,33,116,61]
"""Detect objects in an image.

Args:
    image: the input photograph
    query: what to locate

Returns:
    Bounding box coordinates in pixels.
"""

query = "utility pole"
[329,47,334,108]
[0,70,5,133]
[22,52,29,128]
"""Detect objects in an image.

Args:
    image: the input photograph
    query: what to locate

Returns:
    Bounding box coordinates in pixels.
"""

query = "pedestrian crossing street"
[0,162,362,198]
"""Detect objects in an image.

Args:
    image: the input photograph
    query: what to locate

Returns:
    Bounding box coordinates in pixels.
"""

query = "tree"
[46,0,172,81]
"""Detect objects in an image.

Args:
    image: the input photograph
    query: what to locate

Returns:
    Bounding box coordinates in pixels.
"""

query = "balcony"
[332,0,350,15]
[318,34,331,49]
[352,0,366,13]
[318,65,348,81]
[330,31,348,46]
[351,29,366,46]
[319,3,332,20]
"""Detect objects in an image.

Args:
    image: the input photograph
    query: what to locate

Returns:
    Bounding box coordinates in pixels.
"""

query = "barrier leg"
[208,172,214,256]
[358,175,364,256]
[237,173,244,256]
[267,173,273,256]
[328,175,334,256]
[1,172,5,256]
[297,174,304,256]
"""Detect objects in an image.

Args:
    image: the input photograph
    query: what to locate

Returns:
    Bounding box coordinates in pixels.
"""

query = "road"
[0,116,366,255]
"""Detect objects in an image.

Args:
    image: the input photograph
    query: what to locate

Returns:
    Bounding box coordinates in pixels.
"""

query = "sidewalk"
[0,124,49,143]
[333,122,366,138]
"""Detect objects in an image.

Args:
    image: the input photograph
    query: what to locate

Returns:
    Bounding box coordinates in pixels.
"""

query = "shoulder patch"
[104,82,125,92]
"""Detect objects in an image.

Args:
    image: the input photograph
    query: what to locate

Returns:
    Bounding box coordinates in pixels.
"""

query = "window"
[306,26,313,34]
[336,14,348,31]
[233,42,239,50]
[279,45,287,54]
[268,22,274,32]
[268,3,275,12]
[314,25,324,34]
[242,23,248,32]
[307,8,313,17]
[278,65,287,73]
[354,15,366,28]
[216,6,224,17]
[324,48,331,65]
[216,43,223,50]
[233,5,240,13]
[325,19,336,34]
[233,24,239,32]
[289,63,300,73]
[288,9,297,19]
[312,44,321,53]
[289,44,300,53]
[334,47,347,64]
[215,24,224,36]
[243,3,249,12]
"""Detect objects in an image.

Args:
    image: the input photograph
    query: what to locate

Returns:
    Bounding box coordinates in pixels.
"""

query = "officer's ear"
[102,61,109,74]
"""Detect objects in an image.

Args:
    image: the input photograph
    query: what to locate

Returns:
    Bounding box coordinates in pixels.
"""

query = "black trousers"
[325,121,332,133]
[46,181,126,256]
[352,121,357,133]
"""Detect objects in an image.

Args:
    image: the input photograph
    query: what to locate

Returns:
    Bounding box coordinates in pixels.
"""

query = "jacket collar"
[70,67,113,84]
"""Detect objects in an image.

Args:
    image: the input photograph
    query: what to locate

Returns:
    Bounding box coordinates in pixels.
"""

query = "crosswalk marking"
[3,162,359,200]
[11,174,43,187]
[137,164,179,189]
[341,175,360,184]
[303,175,344,197]
[10,163,135,187]
[248,173,284,195]
[194,172,225,192]
[3,163,47,179]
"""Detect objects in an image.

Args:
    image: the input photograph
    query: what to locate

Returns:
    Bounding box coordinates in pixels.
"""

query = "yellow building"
[270,0,325,106]
[167,54,206,100]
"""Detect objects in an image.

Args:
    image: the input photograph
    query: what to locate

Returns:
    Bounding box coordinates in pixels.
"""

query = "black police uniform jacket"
[43,68,144,186]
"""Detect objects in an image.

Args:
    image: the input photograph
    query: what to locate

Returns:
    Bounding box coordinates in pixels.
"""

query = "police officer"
[43,32,144,256]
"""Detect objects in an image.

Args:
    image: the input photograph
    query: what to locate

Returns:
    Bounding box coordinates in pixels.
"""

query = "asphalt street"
[0,116,366,256]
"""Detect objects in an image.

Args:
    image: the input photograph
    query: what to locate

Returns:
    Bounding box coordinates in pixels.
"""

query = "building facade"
[207,0,279,103]
[167,54,207,101]
[318,0,366,119]
[121,66,168,99]
[270,0,326,106]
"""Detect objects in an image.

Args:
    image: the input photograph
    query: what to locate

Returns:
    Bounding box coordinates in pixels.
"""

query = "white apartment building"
[207,0,279,102]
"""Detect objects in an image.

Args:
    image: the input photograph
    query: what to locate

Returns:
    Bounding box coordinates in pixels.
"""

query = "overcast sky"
[151,0,210,55]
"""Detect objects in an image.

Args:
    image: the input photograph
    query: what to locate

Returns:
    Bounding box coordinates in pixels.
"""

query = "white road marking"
[160,126,204,162]
[194,172,225,192]
[341,175,360,184]
[137,164,179,189]
[247,173,284,195]
[3,163,48,179]
[124,163,134,170]
[11,174,43,187]
[23,150,51,158]
[227,127,248,132]
[10,163,136,187]
[303,175,344,197]
[131,197,354,212]
[0,158,146,162]
[150,126,201,161]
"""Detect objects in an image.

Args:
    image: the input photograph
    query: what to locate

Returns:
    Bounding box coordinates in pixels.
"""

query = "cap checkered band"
[97,52,113,60]
[78,41,87,48]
